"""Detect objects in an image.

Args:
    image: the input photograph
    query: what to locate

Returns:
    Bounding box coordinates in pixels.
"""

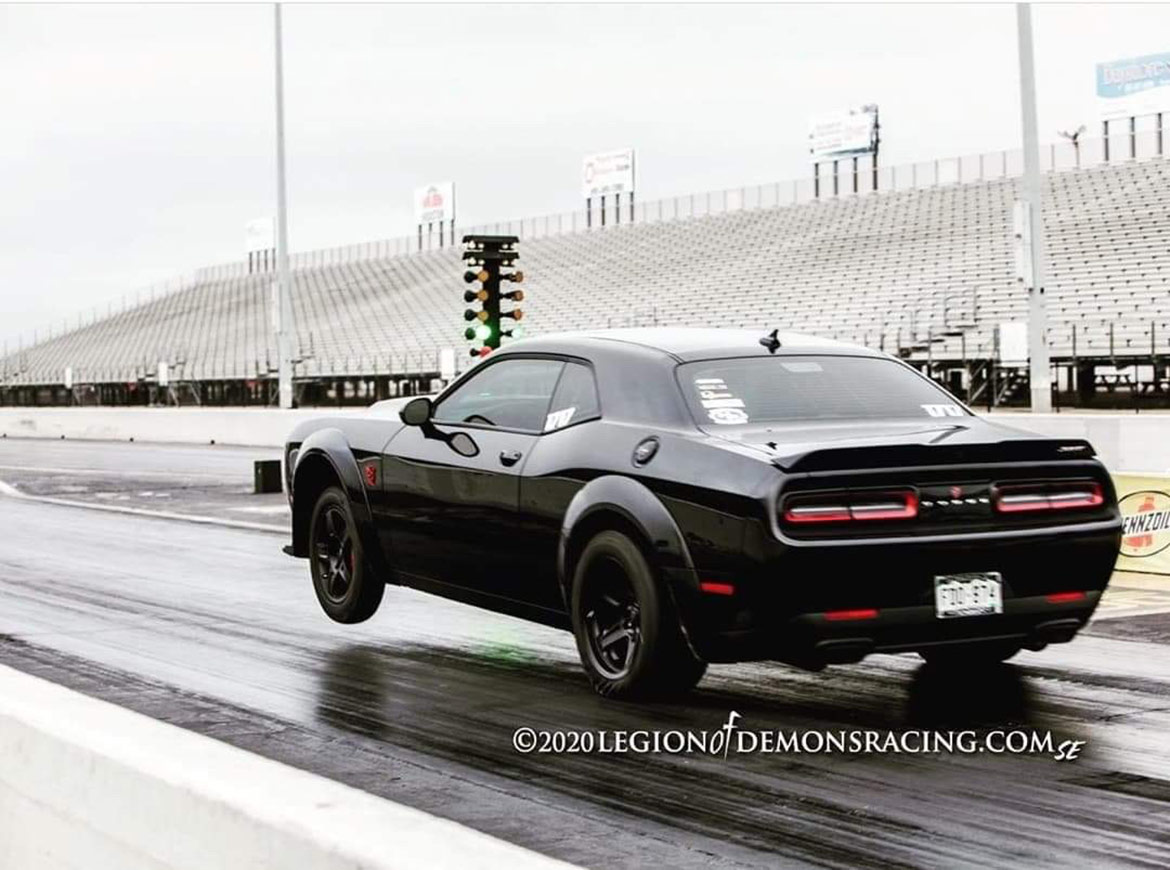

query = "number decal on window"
[922,403,964,417]
[545,407,577,431]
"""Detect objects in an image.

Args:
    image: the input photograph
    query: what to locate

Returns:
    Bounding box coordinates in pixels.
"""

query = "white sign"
[1098,52,1170,121]
[158,361,170,388]
[245,217,275,253]
[998,322,1029,366]
[63,366,73,389]
[582,148,635,199]
[438,347,456,381]
[808,106,878,161]
[414,182,455,225]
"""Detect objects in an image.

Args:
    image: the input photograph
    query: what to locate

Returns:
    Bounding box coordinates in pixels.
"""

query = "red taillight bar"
[1046,591,1087,604]
[824,608,879,621]
[850,493,919,521]
[994,481,1103,514]
[699,581,736,596]
[784,503,851,523]
[784,490,917,524]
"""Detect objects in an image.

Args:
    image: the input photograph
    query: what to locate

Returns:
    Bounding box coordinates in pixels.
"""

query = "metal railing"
[4,112,1168,377]
[191,113,1168,282]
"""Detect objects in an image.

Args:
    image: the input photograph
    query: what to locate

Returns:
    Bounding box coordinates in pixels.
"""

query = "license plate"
[934,572,1003,619]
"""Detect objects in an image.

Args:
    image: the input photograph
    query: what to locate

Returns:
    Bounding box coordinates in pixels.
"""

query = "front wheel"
[309,486,384,624]
[571,530,706,699]
[918,640,1022,666]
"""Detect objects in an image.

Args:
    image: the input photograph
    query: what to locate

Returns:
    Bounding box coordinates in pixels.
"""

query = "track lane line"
[0,479,287,535]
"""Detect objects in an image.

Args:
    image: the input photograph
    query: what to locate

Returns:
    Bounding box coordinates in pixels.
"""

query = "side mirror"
[399,397,433,426]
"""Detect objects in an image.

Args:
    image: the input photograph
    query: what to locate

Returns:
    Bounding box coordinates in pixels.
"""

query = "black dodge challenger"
[284,328,1122,697]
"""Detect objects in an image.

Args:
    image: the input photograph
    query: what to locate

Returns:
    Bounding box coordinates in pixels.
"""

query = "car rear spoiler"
[772,439,1097,473]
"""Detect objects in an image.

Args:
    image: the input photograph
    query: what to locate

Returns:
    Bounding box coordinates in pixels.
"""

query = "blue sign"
[1097,52,1170,100]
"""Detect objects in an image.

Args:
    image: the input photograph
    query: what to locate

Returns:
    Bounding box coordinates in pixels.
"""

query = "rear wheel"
[309,486,384,624]
[571,530,706,699]
[918,640,1021,666]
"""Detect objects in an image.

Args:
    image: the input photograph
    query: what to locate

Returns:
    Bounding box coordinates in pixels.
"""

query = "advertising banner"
[1097,52,1170,120]
[1113,473,1170,576]
[414,182,455,225]
[582,148,635,199]
[808,106,877,161]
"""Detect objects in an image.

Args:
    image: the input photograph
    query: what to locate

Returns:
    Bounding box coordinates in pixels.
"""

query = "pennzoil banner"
[1113,474,1170,576]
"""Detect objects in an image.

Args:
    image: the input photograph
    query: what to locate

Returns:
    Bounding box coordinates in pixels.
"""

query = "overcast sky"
[2,2,1168,347]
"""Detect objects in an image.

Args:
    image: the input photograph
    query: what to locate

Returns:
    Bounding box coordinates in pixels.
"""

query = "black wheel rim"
[583,556,641,680]
[314,504,355,604]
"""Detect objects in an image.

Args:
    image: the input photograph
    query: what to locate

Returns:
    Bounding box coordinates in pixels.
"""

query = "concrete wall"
[1,406,1168,473]
[0,407,365,447]
[991,413,1170,475]
[0,664,574,870]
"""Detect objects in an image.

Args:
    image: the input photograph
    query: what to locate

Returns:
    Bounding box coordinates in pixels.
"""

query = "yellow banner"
[1112,473,1170,576]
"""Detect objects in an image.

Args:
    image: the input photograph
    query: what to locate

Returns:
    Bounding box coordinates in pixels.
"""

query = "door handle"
[499,449,522,467]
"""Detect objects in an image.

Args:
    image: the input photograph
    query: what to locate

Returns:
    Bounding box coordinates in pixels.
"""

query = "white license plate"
[934,572,1003,619]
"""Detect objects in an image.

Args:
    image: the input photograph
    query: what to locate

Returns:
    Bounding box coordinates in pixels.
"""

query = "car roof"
[501,327,884,362]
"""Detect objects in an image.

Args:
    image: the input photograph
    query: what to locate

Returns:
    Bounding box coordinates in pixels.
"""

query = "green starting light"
[463,323,493,342]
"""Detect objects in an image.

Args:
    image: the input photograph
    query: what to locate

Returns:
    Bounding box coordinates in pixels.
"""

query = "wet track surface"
[3,440,1170,868]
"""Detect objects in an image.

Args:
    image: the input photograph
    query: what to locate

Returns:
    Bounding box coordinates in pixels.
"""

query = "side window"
[433,358,564,432]
[544,362,600,432]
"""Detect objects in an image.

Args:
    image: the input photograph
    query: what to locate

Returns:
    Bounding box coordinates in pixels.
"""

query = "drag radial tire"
[308,486,384,624]
[918,640,1022,666]
[571,530,707,699]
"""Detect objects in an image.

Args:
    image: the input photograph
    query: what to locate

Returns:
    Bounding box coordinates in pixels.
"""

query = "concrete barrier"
[1,406,1168,473]
[0,664,576,870]
[0,407,364,447]
[991,412,1170,475]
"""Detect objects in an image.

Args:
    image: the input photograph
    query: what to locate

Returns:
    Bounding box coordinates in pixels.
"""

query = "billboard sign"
[1113,475,1170,576]
[582,148,635,199]
[808,106,878,161]
[245,217,275,253]
[414,182,455,225]
[1097,52,1170,120]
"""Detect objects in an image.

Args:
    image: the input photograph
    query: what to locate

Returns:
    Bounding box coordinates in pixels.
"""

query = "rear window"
[677,355,968,426]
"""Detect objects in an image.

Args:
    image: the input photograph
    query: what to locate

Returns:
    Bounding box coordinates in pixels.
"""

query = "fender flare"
[557,474,697,604]
[291,428,382,571]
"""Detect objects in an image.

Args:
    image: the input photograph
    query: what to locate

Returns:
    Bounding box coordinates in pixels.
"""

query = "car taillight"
[993,480,1103,514]
[783,489,918,524]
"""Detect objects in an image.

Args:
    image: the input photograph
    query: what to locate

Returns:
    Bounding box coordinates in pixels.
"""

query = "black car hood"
[702,417,1097,471]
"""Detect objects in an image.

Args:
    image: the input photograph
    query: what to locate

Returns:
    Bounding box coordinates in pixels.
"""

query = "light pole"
[274,3,295,409]
[1058,124,1086,168]
[1016,3,1052,413]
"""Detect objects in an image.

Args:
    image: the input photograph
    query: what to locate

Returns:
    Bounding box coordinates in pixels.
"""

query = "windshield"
[677,355,969,426]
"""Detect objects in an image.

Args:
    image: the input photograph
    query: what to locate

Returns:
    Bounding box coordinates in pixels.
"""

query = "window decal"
[545,407,577,431]
[694,377,749,425]
[921,403,964,417]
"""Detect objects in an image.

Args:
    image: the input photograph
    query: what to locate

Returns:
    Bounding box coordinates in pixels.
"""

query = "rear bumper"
[672,523,1119,665]
[693,593,1099,665]
[789,592,1096,664]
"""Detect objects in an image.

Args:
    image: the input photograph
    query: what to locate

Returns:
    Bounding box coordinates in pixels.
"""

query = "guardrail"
[0,663,577,870]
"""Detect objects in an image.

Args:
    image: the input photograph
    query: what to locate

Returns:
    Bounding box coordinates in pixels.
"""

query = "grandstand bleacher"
[3,140,1170,408]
